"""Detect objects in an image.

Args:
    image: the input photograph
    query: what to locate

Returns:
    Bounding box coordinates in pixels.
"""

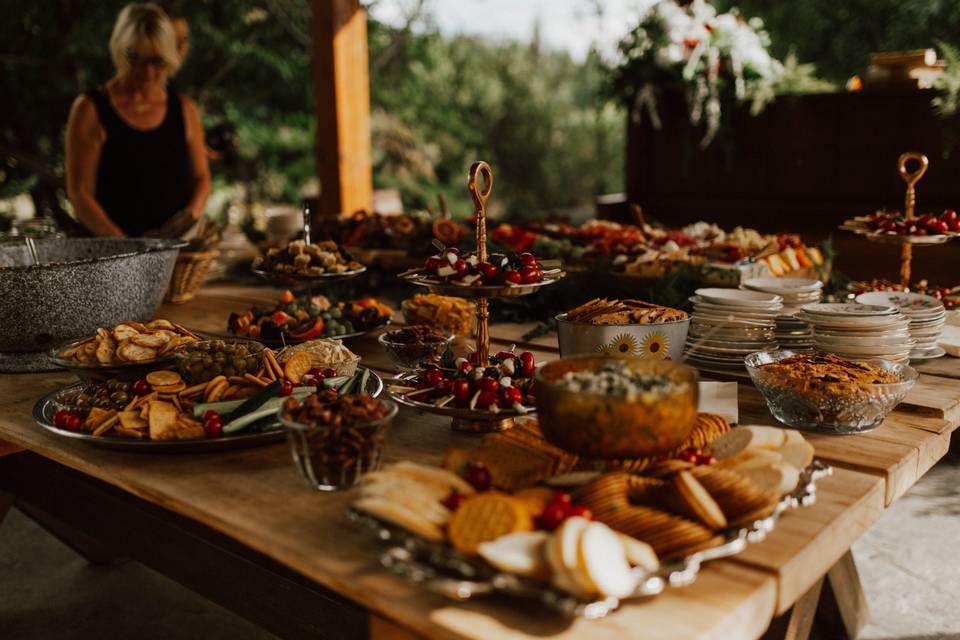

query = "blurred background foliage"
[1,0,958,229]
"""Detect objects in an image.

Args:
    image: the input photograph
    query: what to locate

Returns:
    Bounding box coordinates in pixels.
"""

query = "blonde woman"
[65,2,210,237]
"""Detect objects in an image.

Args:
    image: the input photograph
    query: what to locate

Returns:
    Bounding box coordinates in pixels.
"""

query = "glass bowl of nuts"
[280,390,398,491]
[173,338,265,384]
[377,325,454,371]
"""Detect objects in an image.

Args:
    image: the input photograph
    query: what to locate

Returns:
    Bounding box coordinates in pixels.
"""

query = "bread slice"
[477,531,549,578]
[578,522,637,598]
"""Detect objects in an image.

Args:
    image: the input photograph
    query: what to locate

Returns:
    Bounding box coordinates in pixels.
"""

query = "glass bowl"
[744,350,918,434]
[534,355,699,458]
[173,338,265,384]
[378,326,454,371]
[280,397,398,491]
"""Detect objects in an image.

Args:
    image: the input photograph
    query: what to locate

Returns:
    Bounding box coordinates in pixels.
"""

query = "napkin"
[697,381,739,424]
[939,324,960,357]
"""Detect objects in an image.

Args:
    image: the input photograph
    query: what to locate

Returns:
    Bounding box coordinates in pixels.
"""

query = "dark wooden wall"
[624,89,960,283]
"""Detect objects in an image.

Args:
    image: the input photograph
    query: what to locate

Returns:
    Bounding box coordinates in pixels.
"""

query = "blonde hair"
[109,3,181,77]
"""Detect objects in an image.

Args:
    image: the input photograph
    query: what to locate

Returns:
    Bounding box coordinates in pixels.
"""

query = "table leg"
[0,490,13,527]
[762,578,824,640]
[813,550,869,640]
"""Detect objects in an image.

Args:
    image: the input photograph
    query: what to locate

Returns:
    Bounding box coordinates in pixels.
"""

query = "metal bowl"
[745,350,918,433]
[534,356,699,458]
[0,238,184,354]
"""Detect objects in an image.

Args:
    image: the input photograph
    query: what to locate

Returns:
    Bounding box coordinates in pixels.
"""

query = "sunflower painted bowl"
[535,356,699,458]
[556,313,689,361]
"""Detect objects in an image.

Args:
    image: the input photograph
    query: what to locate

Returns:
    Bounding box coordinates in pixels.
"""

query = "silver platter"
[400,272,565,299]
[32,369,384,453]
[351,461,831,618]
[252,265,367,285]
[840,225,955,245]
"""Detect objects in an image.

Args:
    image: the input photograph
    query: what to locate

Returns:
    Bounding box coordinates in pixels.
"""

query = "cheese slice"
[708,425,786,460]
[478,531,549,578]
[578,522,637,599]
[739,463,800,496]
[616,534,660,573]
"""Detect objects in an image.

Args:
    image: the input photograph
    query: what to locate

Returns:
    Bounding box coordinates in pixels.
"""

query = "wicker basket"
[164,250,219,304]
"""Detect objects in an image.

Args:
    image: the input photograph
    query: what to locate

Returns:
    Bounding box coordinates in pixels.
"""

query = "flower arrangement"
[609,0,787,148]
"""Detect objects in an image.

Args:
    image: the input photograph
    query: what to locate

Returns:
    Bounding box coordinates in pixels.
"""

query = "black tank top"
[86,86,192,236]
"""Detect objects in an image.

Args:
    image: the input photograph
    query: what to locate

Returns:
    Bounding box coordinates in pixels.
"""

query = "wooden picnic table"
[0,284,957,640]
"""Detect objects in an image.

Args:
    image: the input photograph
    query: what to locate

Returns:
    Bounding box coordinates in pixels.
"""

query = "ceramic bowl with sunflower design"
[556,313,690,361]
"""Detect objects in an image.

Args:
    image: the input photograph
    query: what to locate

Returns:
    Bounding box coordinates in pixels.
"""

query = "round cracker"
[146,370,183,387]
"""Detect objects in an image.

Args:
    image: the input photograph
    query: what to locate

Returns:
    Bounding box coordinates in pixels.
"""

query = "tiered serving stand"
[395,162,565,432]
[841,152,958,287]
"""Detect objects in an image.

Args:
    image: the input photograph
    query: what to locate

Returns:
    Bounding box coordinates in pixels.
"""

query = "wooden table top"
[0,284,957,639]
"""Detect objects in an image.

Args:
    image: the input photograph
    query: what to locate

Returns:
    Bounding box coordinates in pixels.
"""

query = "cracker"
[283,351,312,383]
[146,370,182,387]
[447,493,533,555]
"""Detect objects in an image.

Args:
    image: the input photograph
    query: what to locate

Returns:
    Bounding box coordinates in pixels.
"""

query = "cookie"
[572,473,630,517]
[626,475,667,505]
[447,492,533,555]
[691,466,780,521]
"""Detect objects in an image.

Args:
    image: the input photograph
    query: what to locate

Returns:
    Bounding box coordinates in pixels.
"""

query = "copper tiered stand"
[841,152,957,287]
[395,161,565,432]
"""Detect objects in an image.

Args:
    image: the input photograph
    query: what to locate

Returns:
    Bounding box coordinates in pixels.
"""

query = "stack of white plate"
[743,278,824,352]
[684,288,782,371]
[799,303,914,364]
[855,291,947,360]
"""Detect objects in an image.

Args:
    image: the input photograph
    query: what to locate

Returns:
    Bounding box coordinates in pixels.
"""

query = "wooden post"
[310,0,373,219]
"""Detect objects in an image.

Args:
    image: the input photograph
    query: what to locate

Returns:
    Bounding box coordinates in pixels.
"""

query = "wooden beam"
[310,0,373,219]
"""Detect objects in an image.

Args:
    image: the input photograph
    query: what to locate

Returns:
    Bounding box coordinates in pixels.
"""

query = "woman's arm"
[181,96,211,220]
[65,96,126,237]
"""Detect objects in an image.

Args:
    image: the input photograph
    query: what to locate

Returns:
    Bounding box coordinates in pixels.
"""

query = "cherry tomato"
[478,377,499,392]
[436,378,453,396]
[132,378,150,396]
[307,367,324,378]
[537,503,568,531]
[204,416,223,438]
[678,450,698,463]
[321,368,338,378]
[919,214,935,227]
[279,380,294,397]
[942,209,957,222]
[549,491,572,508]
[464,463,492,492]
[203,410,221,422]
[477,262,498,279]
[567,504,593,520]
[696,453,715,465]
[441,490,467,511]
[425,256,441,271]
[519,265,541,284]
[458,360,473,374]
[467,351,480,364]
[454,259,468,275]
[503,269,522,284]
[476,390,499,410]
[933,220,950,234]
[53,409,71,429]
[65,415,82,432]
[949,219,960,232]
[519,351,536,377]
[424,369,444,386]
[313,376,327,391]
[453,379,472,404]
[519,252,538,267]
[500,386,523,405]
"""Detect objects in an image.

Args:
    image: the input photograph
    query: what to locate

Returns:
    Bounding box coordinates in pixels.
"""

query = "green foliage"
[933,40,960,119]
[2,2,623,224]
[714,0,960,85]
[774,50,837,96]
[369,24,625,219]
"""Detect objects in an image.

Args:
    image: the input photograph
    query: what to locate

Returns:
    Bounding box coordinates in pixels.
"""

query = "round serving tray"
[252,265,368,285]
[49,338,181,383]
[840,225,955,245]
[399,271,565,299]
[32,370,384,453]
[386,373,534,431]
[351,460,831,618]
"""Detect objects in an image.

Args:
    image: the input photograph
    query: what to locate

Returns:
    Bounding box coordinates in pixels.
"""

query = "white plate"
[855,291,945,313]
[691,298,783,314]
[801,303,898,317]
[694,288,783,307]
[814,335,913,347]
[800,314,909,330]
[910,346,947,360]
[743,277,823,293]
